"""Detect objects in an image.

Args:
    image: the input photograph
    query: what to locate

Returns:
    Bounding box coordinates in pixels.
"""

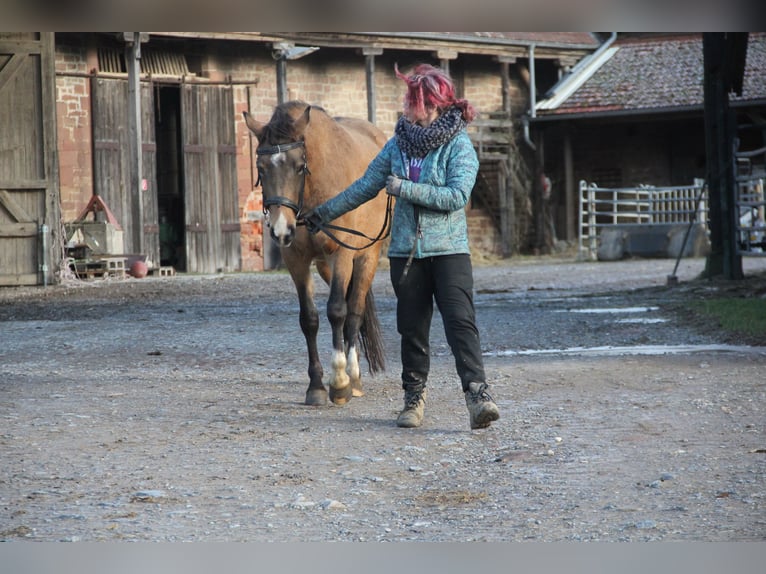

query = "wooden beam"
[0,53,25,99]
[0,222,38,237]
[363,48,383,124]
[0,189,33,223]
[564,129,575,241]
[126,33,144,255]
[702,33,743,280]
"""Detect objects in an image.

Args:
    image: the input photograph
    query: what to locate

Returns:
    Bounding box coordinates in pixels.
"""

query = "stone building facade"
[52,32,600,272]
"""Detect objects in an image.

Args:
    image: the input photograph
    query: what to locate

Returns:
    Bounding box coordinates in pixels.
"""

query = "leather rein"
[256,140,393,251]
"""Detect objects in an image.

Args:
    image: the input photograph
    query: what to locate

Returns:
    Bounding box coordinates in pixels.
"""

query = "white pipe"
[523,43,537,150]
[40,224,49,287]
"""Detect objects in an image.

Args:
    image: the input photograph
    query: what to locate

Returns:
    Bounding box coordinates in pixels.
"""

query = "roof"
[153,32,602,58]
[535,33,766,120]
[360,32,601,49]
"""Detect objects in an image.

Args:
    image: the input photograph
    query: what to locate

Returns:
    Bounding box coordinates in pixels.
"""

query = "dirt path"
[1,256,765,541]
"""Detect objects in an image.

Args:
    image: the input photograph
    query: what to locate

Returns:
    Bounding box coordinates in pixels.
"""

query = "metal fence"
[579,179,707,259]
[579,175,766,259]
[736,176,765,255]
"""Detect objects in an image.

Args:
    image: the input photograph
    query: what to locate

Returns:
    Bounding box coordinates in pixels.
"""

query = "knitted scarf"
[394,106,466,159]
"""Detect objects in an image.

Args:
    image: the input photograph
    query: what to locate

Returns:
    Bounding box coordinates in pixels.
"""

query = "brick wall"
[54,39,530,271]
[55,44,93,222]
[467,209,503,258]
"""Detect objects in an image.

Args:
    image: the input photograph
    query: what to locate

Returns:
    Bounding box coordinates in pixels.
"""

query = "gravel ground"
[1,255,765,542]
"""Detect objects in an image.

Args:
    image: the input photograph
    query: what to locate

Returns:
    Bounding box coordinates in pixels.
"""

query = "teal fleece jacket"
[314,130,479,258]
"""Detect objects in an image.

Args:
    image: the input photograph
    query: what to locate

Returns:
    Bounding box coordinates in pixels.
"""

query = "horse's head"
[244,104,311,248]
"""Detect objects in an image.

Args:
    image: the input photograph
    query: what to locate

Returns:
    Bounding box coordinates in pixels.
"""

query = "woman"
[304,63,499,430]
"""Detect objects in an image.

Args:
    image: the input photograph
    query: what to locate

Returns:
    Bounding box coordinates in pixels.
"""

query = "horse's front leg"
[299,287,327,406]
[286,256,327,406]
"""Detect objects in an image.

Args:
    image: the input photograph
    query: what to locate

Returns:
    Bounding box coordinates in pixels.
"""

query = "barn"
[530,32,766,259]
[2,32,603,285]
[0,33,60,286]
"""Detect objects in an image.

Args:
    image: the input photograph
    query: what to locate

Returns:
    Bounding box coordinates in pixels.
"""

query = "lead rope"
[398,156,420,286]
[302,193,394,251]
[398,207,421,287]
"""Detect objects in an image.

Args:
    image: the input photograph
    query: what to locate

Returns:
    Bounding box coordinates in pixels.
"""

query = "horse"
[243,101,390,406]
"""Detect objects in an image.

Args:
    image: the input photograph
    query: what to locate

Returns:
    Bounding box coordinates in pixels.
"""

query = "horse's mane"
[261,101,329,142]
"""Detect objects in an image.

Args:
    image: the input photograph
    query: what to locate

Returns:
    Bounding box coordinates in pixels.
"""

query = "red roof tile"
[538,33,766,117]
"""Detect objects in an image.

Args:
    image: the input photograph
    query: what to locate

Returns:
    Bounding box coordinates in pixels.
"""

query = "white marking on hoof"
[329,350,349,389]
[347,345,360,382]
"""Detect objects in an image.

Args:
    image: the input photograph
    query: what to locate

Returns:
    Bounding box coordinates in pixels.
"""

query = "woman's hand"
[386,175,404,197]
[299,209,323,234]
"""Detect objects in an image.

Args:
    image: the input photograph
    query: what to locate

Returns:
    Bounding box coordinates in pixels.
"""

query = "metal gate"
[0,33,60,286]
[579,179,708,260]
[734,146,766,256]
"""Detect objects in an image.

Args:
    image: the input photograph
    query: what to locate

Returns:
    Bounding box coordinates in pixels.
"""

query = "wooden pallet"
[70,257,127,280]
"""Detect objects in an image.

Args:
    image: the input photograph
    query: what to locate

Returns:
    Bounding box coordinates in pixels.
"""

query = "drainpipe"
[523,43,537,150]
[40,223,49,287]
[523,33,619,151]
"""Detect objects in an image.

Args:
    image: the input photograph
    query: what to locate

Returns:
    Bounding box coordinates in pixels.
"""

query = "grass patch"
[692,298,766,339]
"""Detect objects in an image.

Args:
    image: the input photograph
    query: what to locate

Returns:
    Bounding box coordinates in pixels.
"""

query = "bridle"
[256,139,393,251]
[256,140,310,217]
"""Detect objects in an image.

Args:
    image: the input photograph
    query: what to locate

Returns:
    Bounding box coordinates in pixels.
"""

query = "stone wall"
[54,38,528,271]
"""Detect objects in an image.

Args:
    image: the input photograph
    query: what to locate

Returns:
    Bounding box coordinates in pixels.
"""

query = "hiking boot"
[464,382,500,429]
[396,389,427,428]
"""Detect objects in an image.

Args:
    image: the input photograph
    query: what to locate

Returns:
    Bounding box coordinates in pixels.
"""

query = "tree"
[702,32,748,280]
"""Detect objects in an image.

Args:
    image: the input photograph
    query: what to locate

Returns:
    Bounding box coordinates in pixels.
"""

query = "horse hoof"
[351,381,364,397]
[305,388,328,406]
[329,384,352,405]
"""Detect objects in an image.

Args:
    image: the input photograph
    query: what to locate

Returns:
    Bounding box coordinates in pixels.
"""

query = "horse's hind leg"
[325,259,354,405]
[344,316,364,398]
[343,257,376,398]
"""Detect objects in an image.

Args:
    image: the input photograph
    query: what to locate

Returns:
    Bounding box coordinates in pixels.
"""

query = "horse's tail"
[358,289,386,374]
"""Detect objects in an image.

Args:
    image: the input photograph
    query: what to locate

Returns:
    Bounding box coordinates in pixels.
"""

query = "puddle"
[487,344,766,357]
[557,306,660,314]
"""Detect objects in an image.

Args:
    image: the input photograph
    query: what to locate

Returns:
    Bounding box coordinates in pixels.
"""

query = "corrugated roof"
[536,33,766,118]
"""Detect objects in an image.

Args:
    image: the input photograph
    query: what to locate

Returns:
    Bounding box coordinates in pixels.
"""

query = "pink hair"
[395,63,477,123]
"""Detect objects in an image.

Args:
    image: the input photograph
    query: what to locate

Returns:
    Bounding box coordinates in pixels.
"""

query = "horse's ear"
[292,106,311,138]
[242,111,266,139]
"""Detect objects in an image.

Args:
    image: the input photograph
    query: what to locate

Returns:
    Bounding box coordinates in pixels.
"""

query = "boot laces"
[404,390,423,409]
[469,383,494,403]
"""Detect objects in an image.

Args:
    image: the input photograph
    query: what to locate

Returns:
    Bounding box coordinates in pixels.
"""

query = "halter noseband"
[256,140,311,217]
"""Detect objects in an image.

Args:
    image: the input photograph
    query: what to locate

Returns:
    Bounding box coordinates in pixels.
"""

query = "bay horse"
[243,101,390,406]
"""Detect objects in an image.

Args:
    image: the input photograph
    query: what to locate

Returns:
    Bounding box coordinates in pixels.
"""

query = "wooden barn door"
[91,77,159,265]
[0,32,60,286]
[181,84,240,273]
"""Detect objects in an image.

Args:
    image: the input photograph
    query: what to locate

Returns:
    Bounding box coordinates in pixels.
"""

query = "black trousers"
[389,254,486,393]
